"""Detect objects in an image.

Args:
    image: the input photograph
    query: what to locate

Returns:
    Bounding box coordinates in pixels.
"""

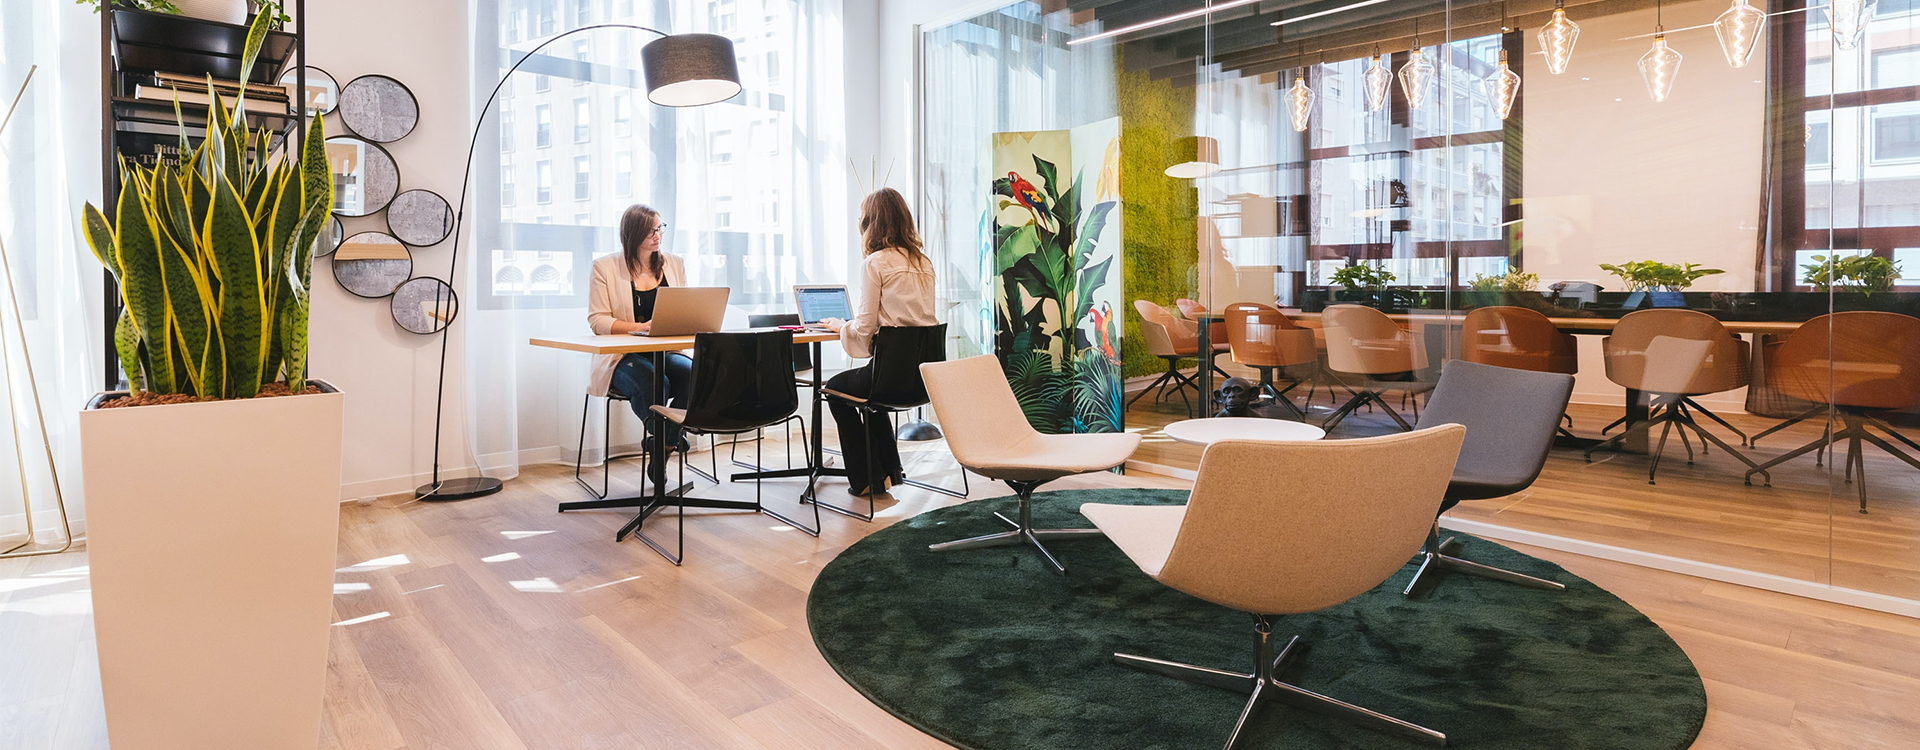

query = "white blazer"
[585,252,688,397]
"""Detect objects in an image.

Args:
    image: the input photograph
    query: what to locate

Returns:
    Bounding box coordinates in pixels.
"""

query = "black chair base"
[1586,397,1768,485]
[1114,617,1446,749]
[1127,355,1202,416]
[807,396,969,522]
[1745,410,1920,513]
[1321,384,1414,433]
[1403,524,1565,597]
[926,479,1101,574]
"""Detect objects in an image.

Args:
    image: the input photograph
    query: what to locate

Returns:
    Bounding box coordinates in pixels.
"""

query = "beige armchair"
[1587,309,1766,485]
[920,356,1142,574]
[1081,425,1466,748]
[1319,304,1433,432]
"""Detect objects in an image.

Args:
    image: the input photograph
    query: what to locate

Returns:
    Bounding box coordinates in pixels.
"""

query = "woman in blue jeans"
[587,205,691,487]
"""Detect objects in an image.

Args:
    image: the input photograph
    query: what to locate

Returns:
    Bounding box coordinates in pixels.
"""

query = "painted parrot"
[1089,301,1118,363]
[1007,171,1050,229]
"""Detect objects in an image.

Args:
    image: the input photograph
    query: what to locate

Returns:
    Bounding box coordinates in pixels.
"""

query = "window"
[538,0,556,35]
[1897,248,1920,285]
[573,98,591,143]
[1873,112,1920,162]
[575,0,593,25]
[712,0,737,34]
[501,163,515,207]
[614,149,632,197]
[1873,46,1920,89]
[573,155,591,201]
[535,104,551,148]
[766,51,781,84]
[575,212,592,226]
[499,110,514,152]
[613,93,632,138]
[710,130,735,164]
[758,189,779,224]
[715,196,734,228]
[535,74,550,92]
[535,160,552,203]
[573,39,590,85]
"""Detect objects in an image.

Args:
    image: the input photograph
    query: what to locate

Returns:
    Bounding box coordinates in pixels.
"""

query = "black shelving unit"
[99,1,308,390]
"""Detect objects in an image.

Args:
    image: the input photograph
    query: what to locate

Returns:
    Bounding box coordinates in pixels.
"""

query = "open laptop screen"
[794,286,853,324]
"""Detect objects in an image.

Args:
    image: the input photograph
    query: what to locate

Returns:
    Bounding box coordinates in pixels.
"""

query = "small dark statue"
[1213,377,1298,420]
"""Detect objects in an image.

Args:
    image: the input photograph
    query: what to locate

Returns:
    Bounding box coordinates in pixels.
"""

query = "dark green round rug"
[807,488,1706,750]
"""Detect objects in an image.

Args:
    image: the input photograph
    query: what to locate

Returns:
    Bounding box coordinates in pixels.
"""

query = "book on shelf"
[149,71,293,101]
[133,84,293,116]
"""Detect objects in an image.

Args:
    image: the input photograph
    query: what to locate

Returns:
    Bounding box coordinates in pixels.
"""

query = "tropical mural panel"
[990,118,1124,435]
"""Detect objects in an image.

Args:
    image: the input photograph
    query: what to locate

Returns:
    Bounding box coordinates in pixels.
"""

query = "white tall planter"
[171,0,249,25]
[80,382,345,750]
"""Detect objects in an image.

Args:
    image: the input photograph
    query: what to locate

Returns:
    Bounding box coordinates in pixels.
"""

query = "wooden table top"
[1282,311,1804,335]
[529,329,841,355]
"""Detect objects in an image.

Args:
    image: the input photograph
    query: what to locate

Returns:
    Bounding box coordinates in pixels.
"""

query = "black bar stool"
[573,390,647,500]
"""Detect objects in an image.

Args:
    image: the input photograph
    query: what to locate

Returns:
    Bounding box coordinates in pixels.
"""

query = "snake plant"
[80,12,332,399]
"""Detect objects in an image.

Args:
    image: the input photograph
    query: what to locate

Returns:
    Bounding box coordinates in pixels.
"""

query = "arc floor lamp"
[417,25,742,501]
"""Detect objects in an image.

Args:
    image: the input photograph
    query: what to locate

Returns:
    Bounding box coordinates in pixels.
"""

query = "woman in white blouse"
[819,188,939,496]
[586,205,690,487]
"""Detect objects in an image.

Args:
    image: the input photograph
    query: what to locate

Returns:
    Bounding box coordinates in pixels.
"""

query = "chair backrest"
[866,324,947,410]
[747,312,813,373]
[921,355,1040,468]
[1224,302,1316,368]
[1321,304,1420,375]
[1768,311,1920,410]
[1175,298,1208,320]
[1158,425,1466,615]
[1459,306,1578,375]
[1603,309,1746,394]
[682,330,799,432]
[1134,300,1196,354]
[1416,360,1574,501]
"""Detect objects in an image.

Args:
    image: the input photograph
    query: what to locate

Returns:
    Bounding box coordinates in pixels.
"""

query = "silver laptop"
[793,284,852,330]
[632,287,730,336]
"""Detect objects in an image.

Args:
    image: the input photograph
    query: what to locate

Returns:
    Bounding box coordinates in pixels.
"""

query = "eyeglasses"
[652,224,667,236]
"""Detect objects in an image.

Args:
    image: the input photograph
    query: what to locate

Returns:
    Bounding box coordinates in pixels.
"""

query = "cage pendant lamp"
[1399,27,1436,110]
[1829,0,1878,51]
[1288,72,1317,132]
[1714,0,1766,68]
[1488,49,1521,119]
[1364,48,1392,111]
[1538,0,1580,75]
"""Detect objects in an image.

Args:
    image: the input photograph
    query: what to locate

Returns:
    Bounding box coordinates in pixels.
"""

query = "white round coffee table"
[1162,417,1327,446]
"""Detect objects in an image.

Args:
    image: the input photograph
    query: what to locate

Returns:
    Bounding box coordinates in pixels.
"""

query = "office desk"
[529,330,841,562]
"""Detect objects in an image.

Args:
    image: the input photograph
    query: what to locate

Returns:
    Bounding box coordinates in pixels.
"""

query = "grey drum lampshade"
[643,33,743,107]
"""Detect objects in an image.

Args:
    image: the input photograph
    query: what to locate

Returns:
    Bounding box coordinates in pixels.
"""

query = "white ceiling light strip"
[1069,0,1266,46]
[1272,0,1393,27]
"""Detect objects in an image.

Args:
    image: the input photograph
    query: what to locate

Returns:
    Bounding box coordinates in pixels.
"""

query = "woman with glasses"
[587,204,690,488]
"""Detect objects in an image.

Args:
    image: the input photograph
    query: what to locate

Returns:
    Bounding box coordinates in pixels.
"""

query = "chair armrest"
[649,405,689,424]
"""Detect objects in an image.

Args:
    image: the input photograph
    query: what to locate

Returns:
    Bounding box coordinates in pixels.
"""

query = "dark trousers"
[826,367,903,494]
[609,352,693,448]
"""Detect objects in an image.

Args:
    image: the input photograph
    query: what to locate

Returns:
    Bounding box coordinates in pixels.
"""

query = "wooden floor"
[1128,368,1920,603]
[4,431,1920,749]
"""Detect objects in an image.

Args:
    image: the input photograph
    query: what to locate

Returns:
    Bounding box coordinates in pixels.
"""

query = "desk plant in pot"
[1329,261,1397,309]
[76,13,341,749]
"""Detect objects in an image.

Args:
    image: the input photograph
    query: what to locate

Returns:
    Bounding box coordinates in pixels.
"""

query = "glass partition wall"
[923,0,1920,608]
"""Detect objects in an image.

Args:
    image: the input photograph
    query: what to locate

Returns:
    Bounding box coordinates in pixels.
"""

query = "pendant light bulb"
[1640,34,1682,102]
[1287,72,1317,132]
[1398,47,1436,110]
[1714,0,1766,68]
[1828,0,1878,51]
[1364,50,1392,112]
[1488,49,1521,120]
[1538,0,1581,75]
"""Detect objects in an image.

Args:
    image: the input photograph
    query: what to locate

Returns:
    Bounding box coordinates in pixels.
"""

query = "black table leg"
[739,341,846,481]
[1198,316,1213,416]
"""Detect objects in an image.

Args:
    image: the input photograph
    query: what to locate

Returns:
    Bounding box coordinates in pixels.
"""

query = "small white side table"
[1162,417,1327,446]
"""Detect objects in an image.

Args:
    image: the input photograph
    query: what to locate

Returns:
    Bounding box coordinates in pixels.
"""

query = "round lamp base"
[415,477,505,502]
[895,420,944,442]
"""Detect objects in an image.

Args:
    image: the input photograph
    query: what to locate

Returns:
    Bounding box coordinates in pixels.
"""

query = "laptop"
[792,285,853,330]
[631,286,730,336]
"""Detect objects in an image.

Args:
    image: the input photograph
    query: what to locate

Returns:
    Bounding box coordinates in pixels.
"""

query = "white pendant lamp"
[1829,0,1878,51]
[1288,72,1317,132]
[1538,0,1581,75]
[1364,47,1392,112]
[1399,24,1435,110]
[1714,0,1767,68]
[1489,49,1522,119]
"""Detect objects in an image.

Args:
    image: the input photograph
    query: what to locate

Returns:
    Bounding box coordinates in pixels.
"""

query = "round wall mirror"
[338,75,419,143]
[391,277,459,335]
[332,231,413,298]
[278,66,339,117]
[326,137,399,217]
[387,189,454,246]
[315,216,344,257]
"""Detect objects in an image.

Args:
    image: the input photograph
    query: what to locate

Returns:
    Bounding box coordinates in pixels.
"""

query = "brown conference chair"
[1319,304,1433,432]
[1586,309,1768,484]
[1081,425,1467,748]
[1176,298,1230,350]
[1223,302,1318,419]
[921,355,1142,574]
[1131,300,1229,415]
[1743,312,1920,512]
[1460,305,1580,436]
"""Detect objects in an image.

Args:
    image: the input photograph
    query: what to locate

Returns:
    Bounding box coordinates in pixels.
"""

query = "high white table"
[1162,417,1326,446]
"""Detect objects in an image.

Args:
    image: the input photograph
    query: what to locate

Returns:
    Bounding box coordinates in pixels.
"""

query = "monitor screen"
[795,286,852,324]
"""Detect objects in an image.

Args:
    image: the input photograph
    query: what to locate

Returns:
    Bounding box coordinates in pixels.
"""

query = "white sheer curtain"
[464,0,850,475]
[0,1,104,539]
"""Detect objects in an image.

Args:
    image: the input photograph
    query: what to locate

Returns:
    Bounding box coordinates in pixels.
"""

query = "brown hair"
[618,204,665,279]
[859,188,928,267]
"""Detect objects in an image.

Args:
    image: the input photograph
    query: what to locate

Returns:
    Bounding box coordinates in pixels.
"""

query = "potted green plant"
[1329,262,1396,307]
[1803,253,1901,295]
[1597,260,1725,292]
[75,14,340,750]
[80,0,254,25]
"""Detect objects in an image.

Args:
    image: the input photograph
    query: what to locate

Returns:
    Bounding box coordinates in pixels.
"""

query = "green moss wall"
[1117,49,1199,379]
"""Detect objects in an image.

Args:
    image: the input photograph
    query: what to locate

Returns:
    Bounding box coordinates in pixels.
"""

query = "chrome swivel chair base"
[1404,525,1565,597]
[1115,617,1447,749]
[927,480,1102,574]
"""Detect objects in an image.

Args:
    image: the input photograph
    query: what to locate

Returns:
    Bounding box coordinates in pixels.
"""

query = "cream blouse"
[841,248,938,359]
